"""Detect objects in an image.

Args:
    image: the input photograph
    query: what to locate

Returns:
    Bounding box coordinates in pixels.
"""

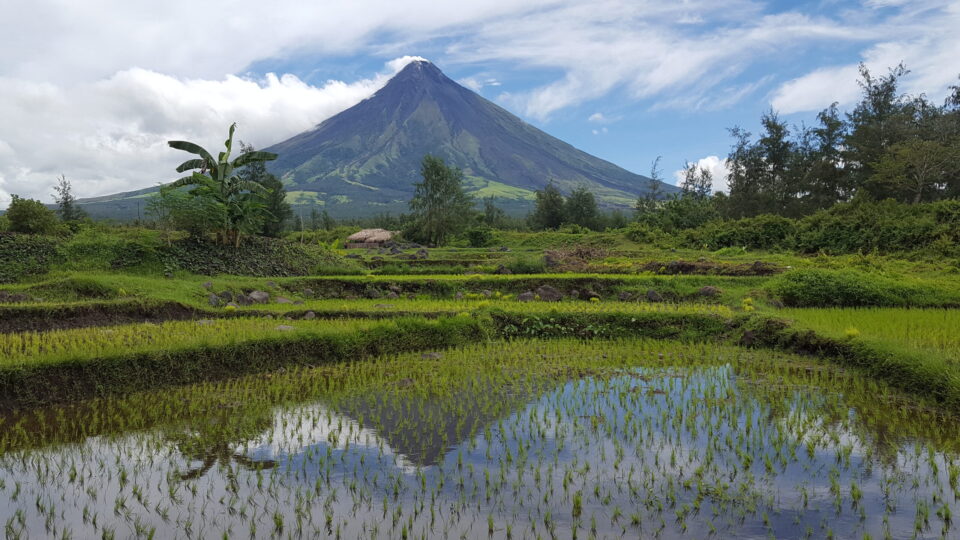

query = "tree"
[564,185,599,229]
[408,155,474,245]
[5,195,59,234]
[481,197,506,228]
[635,157,665,218]
[871,139,960,203]
[320,209,336,231]
[237,142,291,238]
[529,181,566,230]
[679,162,712,199]
[166,123,278,247]
[52,175,85,222]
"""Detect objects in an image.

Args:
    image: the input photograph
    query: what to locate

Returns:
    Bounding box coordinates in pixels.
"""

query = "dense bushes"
[658,199,959,257]
[0,233,59,283]
[160,236,342,277]
[57,227,165,271]
[683,214,796,250]
[767,268,960,307]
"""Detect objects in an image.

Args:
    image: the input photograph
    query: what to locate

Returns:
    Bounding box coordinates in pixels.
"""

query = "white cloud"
[587,112,620,124]
[673,156,730,193]
[591,127,609,135]
[0,61,408,203]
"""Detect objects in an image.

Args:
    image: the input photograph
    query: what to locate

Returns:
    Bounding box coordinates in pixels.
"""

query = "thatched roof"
[346,228,395,243]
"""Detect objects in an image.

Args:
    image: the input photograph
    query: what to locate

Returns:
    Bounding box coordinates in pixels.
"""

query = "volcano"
[263,60,675,215]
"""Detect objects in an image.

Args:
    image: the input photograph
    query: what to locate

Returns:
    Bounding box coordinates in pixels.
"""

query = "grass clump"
[767,268,960,308]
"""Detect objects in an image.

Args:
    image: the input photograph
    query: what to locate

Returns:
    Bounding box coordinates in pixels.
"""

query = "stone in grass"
[618,291,633,302]
[303,311,316,320]
[218,291,234,303]
[535,285,563,302]
[517,291,535,302]
[275,297,294,304]
[455,291,464,300]
[225,302,239,309]
[207,293,221,307]
[248,290,270,303]
[481,289,493,298]
[569,290,580,300]
[234,294,252,306]
[385,291,400,299]
[302,288,315,297]
[293,300,304,305]
[584,290,601,301]
[202,281,213,290]
[698,286,722,297]
[275,325,295,331]
[646,290,664,302]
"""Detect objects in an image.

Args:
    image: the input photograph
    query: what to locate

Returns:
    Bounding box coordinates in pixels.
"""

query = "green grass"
[782,308,960,361]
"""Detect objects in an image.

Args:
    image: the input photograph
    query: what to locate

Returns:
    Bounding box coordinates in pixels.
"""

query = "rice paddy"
[2,339,959,539]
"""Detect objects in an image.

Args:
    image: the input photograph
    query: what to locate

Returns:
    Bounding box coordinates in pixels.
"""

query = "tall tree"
[871,139,960,203]
[237,142,291,238]
[481,196,506,228]
[167,124,277,246]
[408,155,474,245]
[635,157,665,218]
[564,185,599,229]
[52,175,85,222]
[679,162,712,199]
[529,181,566,230]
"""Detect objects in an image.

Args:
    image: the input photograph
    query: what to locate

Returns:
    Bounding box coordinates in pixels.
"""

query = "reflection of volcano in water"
[240,381,552,468]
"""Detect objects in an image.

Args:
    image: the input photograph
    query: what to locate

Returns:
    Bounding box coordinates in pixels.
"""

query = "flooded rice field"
[1,339,958,539]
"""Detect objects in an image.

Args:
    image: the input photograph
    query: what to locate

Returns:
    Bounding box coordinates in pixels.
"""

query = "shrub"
[5,196,60,235]
[505,255,547,274]
[684,214,796,250]
[161,236,346,277]
[57,226,164,271]
[767,268,958,307]
[464,226,495,248]
[0,233,59,283]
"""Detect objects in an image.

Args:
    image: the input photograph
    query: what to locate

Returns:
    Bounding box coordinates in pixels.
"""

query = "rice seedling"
[0,339,958,538]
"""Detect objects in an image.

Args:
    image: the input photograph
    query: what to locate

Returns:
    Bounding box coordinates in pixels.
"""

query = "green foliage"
[52,175,86,223]
[160,236,337,277]
[637,194,720,232]
[529,182,566,230]
[407,155,475,246]
[5,195,60,235]
[465,226,495,248]
[767,268,959,307]
[0,233,59,283]
[166,123,279,246]
[504,254,547,274]
[683,214,796,250]
[563,186,600,230]
[56,226,164,271]
[238,143,292,237]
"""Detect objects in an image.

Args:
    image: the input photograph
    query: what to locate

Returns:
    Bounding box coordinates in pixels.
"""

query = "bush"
[161,236,345,277]
[767,268,958,307]
[683,214,796,250]
[464,226,495,248]
[57,226,164,271]
[5,196,60,235]
[505,255,547,274]
[0,233,59,283]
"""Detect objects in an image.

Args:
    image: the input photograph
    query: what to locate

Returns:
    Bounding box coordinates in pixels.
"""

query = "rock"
[207,293,221,307]
[388,284,402,293]
[389,246,403,255]
[345,253,362,259]
[266,281,277,288]
[406,293,417,300]
[481,289,493,298]
[698,286,722,298]
[217,291,234,303]
[455,291,464,299]
[302,288,314,297]
[202,281,213,290]
[646,289,664,302]
[740,330,756,347]
[275,325,295,331]
[415,248,429,259]
[535,285,563,302]
[517,291,535,302]
[385,291,399,299]
[303,311,316,320]
[275,297,293,304]
[225,302,239,309]
[164,272,173,279]
[248,290,270,304]
[770,299,785,309]
[235,294,252,306]
[0,292,31,303]
[293,300,304,305]
[618,291,633,302]
[498,246,511,252]
[584,290,601,301]
[494,264,513,275]
[569,289,580,300]
[364,288,382,299]
[372,256,383,261]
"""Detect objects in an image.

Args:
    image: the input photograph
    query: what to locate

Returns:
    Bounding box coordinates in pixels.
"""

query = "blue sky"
[1,0,958,203]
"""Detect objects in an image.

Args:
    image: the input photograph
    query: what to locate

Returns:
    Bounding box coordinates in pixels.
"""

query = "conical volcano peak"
[388,58,446,86]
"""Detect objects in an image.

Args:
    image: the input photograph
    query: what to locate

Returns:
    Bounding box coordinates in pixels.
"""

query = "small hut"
[345,228,396,249]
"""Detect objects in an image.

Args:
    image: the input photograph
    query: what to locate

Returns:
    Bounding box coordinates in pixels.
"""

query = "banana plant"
[166,123,278,247]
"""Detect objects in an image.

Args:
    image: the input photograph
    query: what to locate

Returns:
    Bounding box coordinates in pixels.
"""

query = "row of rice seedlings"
[783,308,960,359]
[1,339,959,538]
[239,297,734,317]
[0,318,377,367]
